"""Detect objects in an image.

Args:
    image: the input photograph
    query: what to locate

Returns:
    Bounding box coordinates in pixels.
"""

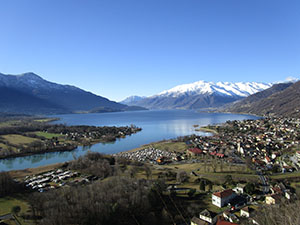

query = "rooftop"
[213,189,234,198]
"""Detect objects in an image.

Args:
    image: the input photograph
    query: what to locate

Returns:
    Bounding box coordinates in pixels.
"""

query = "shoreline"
[195,127,218,135]
[8,162,64,179]
[0,111,259,173]
[0,136,137,161]
[0,145,77,160]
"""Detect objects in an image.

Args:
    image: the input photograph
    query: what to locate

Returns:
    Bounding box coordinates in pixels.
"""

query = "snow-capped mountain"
[125,80,272,109]
[120,96,147,105]
[157,81,271,98]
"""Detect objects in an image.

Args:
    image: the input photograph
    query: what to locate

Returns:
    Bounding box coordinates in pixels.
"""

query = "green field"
[2,135,39,145]
[0,120,20,128]
[0,196,31,225]
[0,143,8,149]
[33,118,58,123]
[270,171,300,180]
[163,162,258,183]
[34,131,63,139]
[146,141,188,152]
[0,196,29,215]
[128,141,188,153]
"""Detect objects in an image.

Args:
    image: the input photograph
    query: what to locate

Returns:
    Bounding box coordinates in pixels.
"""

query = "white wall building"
[212,189,236,208]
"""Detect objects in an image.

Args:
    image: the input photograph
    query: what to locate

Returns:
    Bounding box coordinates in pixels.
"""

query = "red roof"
[187,148,203,154]
[213,189,234,198]
[216,153,225,158]
[216,217,239,225]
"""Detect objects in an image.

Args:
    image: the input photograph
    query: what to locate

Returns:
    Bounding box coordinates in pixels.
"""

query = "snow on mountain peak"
[158,80,271,98]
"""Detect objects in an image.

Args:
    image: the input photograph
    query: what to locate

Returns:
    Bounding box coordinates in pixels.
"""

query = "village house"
[199,209,216,224]
[222,210,232,221]
[216,216,239,225]
[233,183,246,194]
[186,148,203,157]
[265,194,282,205]
[240,206,251,218]
[212,189,236,208]
[285,190,294,200]
[190,217,209,225]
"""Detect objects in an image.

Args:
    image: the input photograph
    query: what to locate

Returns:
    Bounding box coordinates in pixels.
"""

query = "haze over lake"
[0,110,259,171]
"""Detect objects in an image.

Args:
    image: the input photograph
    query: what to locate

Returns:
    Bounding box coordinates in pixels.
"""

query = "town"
[115,117,300,225]
[1,117,300,225]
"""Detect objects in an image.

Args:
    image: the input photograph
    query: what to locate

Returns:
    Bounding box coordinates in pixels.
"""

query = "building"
[240,206,250,217]
[212,189,236,208]
[265,194,282,205]
[216,216,239,225]
[190,217,209,225]
[186,148,203,157]
[233,183,246,194]
[199,209,216,223]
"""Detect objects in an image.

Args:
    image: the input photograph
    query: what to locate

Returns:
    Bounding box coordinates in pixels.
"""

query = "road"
[257,172,269,194]
[0,213,21,225]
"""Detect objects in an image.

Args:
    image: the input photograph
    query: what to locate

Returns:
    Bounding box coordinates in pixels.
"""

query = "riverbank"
[0,116,142,160]
[195,127,218,135]
[125,139,188,153]
[8,162,63,179]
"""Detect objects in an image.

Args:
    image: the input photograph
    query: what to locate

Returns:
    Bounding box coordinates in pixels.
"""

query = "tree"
[208,183,213,191]
[144,164,152,180]
[220,160,224,172]
[244,182,255,194]
[204,156,207,172]
[11,205,21,216]
[200,180,205,191]
[224,175,234,185]
[245,156,253,170]
[176,171,188,183]
[129,166,138,178]
[211,158,217,173]
[188,188,196,197]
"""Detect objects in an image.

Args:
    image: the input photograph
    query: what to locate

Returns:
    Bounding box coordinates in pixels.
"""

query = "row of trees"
[28,177,170,225]
[0,172,23,197]
[242,199,300,225]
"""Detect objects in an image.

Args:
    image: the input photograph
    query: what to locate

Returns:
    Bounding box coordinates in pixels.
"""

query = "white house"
[233,183,246,194]
[190,217,209,225]
[212,189,236,208]
[199,209,216,223]
[240,207,250,217]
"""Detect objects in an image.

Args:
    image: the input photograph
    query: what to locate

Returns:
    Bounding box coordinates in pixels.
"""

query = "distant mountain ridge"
[0,72,143,115]
[123,80,271,109]
[120,96,147,105]
[223,81,300,117]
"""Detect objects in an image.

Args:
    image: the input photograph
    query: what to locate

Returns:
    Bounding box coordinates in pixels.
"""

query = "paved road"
[0,213,21,225]
[257,172,269,194]
[0,213,13,220]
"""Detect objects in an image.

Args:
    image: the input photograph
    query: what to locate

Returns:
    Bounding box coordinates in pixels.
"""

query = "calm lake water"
[0,110,259,171]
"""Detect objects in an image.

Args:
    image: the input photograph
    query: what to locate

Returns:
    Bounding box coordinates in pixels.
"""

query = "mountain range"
[223,81,300,117]
[122,80,271,109]
[0,72,145,115]
[2,72,299,117]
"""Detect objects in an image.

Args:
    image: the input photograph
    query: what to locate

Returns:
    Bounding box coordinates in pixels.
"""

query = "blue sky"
[0,0,299,101]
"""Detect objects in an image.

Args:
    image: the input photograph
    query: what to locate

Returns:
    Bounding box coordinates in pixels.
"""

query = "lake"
[0,110,259,171]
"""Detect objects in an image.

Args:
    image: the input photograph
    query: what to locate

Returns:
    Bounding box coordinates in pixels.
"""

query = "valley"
[2,115,300,225]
